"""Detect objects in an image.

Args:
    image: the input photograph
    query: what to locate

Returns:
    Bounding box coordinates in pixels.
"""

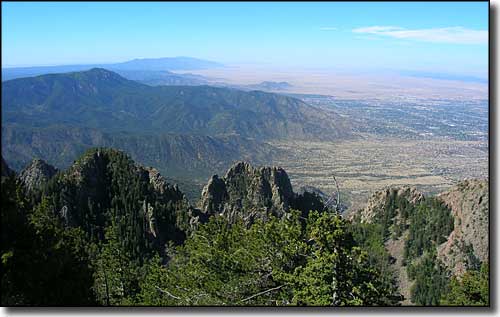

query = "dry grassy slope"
[436,179,489,276]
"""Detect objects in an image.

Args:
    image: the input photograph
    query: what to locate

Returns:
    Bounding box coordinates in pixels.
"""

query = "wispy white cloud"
[352,26,487,45]
[319,27,338,31]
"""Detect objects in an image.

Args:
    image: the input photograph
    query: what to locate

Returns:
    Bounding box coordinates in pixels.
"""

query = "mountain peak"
[87,67,115,74]
[80,68,128,81]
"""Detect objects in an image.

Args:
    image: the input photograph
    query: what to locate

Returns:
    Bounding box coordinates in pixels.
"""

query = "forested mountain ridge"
[2,68,351,140]
[350,182,489,305]
[2,68,350,191]
[2,125,277,181]
[0,148,488,306]
[1,148,198,304]
[41,148,193,248]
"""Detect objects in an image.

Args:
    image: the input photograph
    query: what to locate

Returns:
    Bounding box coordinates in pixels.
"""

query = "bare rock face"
[139,166,191,241]
[199,175,228,213]
[199,161,295,224]
[19,158,58,192]
[437,179,489,275]
[356,186,424,223]
[145,167,166,193]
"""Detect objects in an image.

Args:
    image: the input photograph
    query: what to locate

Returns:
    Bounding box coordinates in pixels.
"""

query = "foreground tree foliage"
[0,151,487,306]
[1,176,95,305]
[441,263,489,306]
[1,171,398,307]
[138,211,397,306]
[90,222,143,306]
[348,222,400,305]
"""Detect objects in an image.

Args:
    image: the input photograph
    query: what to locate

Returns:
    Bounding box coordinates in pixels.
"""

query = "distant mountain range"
[2,68,350,140]
[2,56,222,85]
[2,68,351,188]
[399,70,488,84]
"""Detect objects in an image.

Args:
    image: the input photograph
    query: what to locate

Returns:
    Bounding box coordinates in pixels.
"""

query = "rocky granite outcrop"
[199,161,297,224]
[437,179,489,275]
[143,166,181,195]
[18,158,58,192]
[355,186,424,223]
[199,175,229,213]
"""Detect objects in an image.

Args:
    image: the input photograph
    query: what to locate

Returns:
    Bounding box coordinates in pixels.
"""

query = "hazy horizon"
[2,2,488,77]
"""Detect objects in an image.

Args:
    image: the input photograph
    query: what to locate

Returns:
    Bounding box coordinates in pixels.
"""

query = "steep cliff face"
[199,161,307,223]
[18,159,58,192]
[437,179,489,275]
[138,166,192,243]
[199,175,228,214]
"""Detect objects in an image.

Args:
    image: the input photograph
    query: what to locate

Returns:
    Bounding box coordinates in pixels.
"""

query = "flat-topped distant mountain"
[109,56,223,71]
[2,68,351,141]
[2,56,222,79]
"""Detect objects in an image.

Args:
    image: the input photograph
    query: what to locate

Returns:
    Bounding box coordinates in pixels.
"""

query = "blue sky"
[2,2,488,76]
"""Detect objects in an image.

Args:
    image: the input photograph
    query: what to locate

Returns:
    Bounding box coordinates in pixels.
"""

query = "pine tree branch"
[239,284,288,303]
[155,285,182,300]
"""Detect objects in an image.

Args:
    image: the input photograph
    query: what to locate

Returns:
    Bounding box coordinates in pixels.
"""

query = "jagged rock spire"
[198,161,295,224]
[19,158,58,192]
